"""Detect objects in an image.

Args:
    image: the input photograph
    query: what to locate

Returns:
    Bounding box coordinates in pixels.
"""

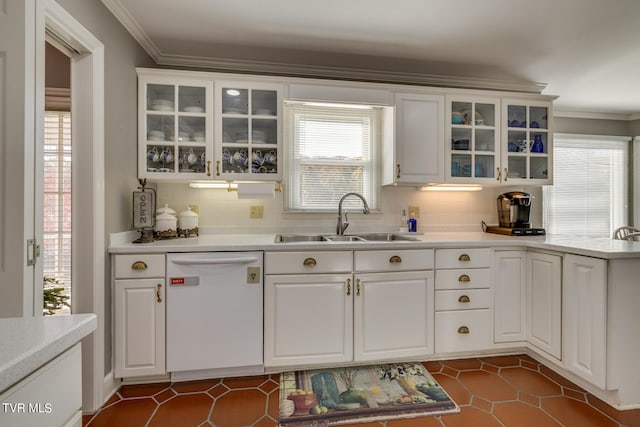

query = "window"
[284,102,380,211]
[543,134,629,237]
[43,110,72,312]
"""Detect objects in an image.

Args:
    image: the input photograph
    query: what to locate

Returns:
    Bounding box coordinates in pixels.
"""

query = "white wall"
[155,183,544,234]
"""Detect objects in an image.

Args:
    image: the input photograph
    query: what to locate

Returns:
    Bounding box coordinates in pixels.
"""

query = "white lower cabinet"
[526,251,562,360]
[563,254,607,388]
[354,271,434,361]
[494,250,527,343]
[434,248,493,353]
[264,249,434,368]
[113,254,166,378]
[264,273,353,367]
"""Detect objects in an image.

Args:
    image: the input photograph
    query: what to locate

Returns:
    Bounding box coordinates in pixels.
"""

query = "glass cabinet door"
[217,84,281,178]
[140,76,213,180]
[448,98,499,182]
[504,101,550,183]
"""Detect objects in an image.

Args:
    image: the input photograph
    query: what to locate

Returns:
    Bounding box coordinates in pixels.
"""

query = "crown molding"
[101,0,161,59]
[554,110,639,121]
[102,0,546,94]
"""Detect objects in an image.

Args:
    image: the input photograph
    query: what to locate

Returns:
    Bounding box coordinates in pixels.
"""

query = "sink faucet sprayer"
[336,192,370,235]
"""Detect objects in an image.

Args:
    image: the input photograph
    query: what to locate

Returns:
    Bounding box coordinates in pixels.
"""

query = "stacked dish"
[150,99,174,112]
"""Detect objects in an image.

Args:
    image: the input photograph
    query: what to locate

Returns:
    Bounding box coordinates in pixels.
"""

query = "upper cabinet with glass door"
[214,82,283,180]
[445,96,500,184]
[501,99,553,185]
[137,70,214,180]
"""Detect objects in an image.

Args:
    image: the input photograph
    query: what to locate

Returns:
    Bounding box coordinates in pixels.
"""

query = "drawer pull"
[389,255,402,264]
[356,279,361,296]
[216,160,221,176]
[207,160,212,177]
[303,257,317,267]
[346,279,351,296]
[458,254,471,262]
[156,284,162,303]
[458,274,471,283]
[131,261,148,271]
[396,163,401,179]
[457,326,470,334]
[458,295,471,303]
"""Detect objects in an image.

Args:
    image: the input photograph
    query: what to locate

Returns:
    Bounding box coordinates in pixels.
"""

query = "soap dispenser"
[408,211,417,233]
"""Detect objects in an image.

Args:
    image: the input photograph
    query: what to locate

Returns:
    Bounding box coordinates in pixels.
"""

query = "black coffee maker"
[498,191,532,228]
[483,191,546,236]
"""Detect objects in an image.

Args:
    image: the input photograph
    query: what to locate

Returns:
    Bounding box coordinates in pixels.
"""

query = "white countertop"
[109,231,640,259]
[0,314,97,392]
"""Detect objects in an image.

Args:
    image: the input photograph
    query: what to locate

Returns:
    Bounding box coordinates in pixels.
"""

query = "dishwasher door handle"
[170,257,259,266]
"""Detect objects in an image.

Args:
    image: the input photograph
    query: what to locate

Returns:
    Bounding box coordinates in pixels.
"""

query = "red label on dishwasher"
[170,277,199,286]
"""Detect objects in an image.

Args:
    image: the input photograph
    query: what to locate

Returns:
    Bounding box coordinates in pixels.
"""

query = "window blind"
[543,134,629,237]
[284,102,380,211]
[43,111,72,307]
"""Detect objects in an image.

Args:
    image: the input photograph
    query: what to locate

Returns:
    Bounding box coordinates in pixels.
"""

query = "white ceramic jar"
[178,206,198,230]
[156,204,176,217]
[155,212,177,232]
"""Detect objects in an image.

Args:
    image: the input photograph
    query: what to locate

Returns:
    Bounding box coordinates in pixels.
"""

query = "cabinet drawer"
[435,268,491,290]
[354,249,434,272]
[435,248,491,269]
[265,251,352,274]
[435,310,493,353]
[435,289,491,311]
[114,254,165,278]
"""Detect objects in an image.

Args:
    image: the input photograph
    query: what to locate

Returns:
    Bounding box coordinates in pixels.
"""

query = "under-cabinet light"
[189,181,237,189]
[419,185,483,192]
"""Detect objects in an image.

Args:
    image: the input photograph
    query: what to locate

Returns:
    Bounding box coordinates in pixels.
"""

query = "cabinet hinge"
[27,239,41,266]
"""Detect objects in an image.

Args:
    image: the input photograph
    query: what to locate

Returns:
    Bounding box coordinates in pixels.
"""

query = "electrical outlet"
[408,205,420,218]
[190,204,200,215]
[249,205,264,219]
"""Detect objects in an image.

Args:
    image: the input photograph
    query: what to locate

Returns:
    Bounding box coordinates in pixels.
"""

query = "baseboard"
[171,365,265,382]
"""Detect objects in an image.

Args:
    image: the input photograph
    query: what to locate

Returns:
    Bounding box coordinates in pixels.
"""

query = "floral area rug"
[279,362,459,426]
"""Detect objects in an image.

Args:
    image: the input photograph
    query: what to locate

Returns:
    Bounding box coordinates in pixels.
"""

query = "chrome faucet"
[336,192,370,235]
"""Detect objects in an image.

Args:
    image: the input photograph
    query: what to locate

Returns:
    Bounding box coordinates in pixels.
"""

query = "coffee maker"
[483,191,546,236]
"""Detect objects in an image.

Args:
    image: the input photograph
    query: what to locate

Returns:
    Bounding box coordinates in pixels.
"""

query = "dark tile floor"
[84,354,640,427]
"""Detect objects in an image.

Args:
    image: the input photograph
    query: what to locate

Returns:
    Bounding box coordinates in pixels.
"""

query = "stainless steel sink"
[353,233,420,242]
[274,233,419,243]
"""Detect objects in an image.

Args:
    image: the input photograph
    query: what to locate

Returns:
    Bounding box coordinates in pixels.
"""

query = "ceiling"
[102,0,640,117]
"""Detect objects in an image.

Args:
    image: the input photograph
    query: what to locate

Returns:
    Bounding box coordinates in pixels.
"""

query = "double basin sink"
[275,232,420,243]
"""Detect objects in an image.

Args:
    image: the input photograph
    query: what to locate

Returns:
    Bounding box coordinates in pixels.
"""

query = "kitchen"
[2,0,640,426]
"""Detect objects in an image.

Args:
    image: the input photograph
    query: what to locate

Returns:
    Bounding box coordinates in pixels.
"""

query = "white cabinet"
[113,254,166,378]
[445,96,500,183]
[563,254,607,388]
[501,99,553,184]
[0,344,82,427]
[354,270,434,361]
[214,81,283,180]
[137,69,214,180]
[434,248,493,353]
[264,249,434,368]
[444,95,554,185]
[264,273,353,367]
[526,251,562,360]
[494,250,527,343]
[383,93,445,185]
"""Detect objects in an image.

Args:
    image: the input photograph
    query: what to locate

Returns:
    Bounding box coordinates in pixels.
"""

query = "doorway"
[43,41,72,315]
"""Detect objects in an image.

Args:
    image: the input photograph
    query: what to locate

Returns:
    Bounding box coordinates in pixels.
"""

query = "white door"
[0,0,38,317]
[354,271,434,361]
[388,93,445,185]
[114,278,165,378]
[264,273,353,367]
[563,254,607,388]
[494,251,527,342]
[527,251,562,360]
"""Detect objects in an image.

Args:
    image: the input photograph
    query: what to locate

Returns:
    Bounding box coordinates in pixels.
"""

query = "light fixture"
[226,89,240,96]
[419,185,483,192]
[189,181,237,190]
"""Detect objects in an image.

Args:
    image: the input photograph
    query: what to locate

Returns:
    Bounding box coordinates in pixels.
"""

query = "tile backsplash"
[154,183,543,234]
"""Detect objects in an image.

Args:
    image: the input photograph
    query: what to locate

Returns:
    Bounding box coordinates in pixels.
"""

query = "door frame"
[39,0,107,412]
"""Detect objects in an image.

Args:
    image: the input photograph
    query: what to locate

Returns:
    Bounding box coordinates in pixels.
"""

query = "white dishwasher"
[166,252,263,381]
